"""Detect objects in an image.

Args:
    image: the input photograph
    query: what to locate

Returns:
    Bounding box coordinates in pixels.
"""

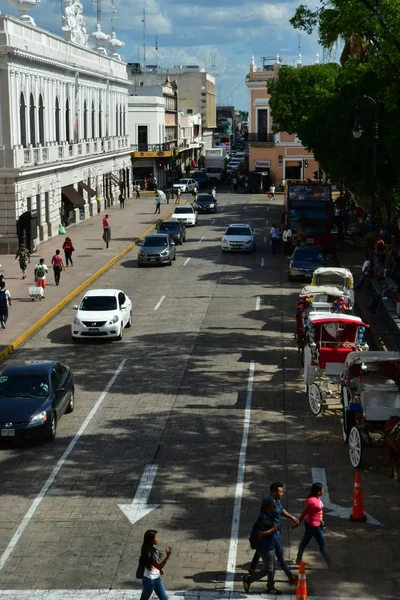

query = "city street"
[0,193,397,600]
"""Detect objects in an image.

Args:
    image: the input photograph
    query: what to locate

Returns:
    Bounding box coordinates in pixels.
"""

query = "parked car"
[288,246,325,280]
[191,171,209,189]
[138,233,176,267]
[194,194,217,214]
[171,206,199,226]
[221,224,256,252]
[72,288,132,341]
[0,361,74,441]
[156,220,186,244]
[173,178,198,193]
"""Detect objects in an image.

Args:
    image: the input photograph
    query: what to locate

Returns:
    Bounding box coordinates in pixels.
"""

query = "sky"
[0,0,341,110]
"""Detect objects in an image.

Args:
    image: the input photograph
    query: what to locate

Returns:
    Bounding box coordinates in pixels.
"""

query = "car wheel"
[167,259,172,266]
[117,324,124,341]
[173,252,176,261]
[138,262,144,268]
[126,311,132,328]
[65,389,75,414]
[47,411,57,441]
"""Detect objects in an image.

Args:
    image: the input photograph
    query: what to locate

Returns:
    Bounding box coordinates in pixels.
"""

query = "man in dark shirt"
[249,482,298,584]
[243,497,279,594]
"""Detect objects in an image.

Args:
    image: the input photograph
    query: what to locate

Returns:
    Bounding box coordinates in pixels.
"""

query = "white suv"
[171,205,199,226]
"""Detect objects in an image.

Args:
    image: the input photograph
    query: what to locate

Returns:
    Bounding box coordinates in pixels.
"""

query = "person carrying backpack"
[243,497,280,595]
[34,258,48,294]
[14,244,30,279]
[0,281,11,329]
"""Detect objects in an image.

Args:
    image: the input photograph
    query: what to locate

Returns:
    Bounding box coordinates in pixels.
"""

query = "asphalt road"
[0,193,397,599]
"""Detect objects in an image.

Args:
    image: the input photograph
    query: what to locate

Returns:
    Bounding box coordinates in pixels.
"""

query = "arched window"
[65,98,70,142]
[29,93,36,147]
[20,92,27,147]
[116,104,119,136]
[83,100,88,140]
[91,100,95,139]
[38,94,44,146]
[119,105,123,137]
[98,101,102,139]
[55,97,60,144]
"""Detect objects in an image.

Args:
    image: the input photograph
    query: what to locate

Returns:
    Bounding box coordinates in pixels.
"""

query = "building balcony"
[248,133,275,146]
[10,136,130,170]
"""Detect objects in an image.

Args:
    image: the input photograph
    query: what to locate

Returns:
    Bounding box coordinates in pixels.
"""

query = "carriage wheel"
[308,383,323,415]
[349,426,363,468]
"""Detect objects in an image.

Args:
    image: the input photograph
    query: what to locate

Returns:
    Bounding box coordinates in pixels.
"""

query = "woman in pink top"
[51,249,65,286]
[292,482,331,567]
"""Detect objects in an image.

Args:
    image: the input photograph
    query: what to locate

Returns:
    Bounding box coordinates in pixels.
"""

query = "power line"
[219,76,247,105]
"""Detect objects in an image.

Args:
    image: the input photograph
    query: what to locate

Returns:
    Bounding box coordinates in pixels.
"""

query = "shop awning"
[63,185,85,208]
[79,181,96,197]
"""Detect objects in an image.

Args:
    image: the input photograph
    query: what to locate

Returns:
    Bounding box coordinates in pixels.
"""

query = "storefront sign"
[254,160,271,168]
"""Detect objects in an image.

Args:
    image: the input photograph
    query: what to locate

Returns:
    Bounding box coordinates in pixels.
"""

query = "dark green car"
[156,220,186,245]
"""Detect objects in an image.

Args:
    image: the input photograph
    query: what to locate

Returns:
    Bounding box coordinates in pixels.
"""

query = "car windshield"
[79,296,117,311]
[178,179,189,184]
[197,196,213,202]
[294,250,324,262]
[159,223,179,232]
[0,374,49,398]
[174,207,192,214]
[207,167,222,173]
[226,227,251,236]
[143,236,168,247]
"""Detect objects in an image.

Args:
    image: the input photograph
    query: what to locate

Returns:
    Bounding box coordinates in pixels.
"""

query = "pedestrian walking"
[34,258,48,295]
[154,193,161,214]
[269,184,275,199]
[192,186,198,203]
[292,482,332,567]
[282,225,293,256]
[280,178,286,193]
[136,183,141,199]
[119,192,125,209]
[375,236,387,270]
[14,244,30,279]
[270,224,280,254]
[211,187,216,199]
[102,214,111,247]
[242,497,280,595]
[175,188,181,204]
[249,482,298,584]
[62,237,75,267]
[354,253,370,291]
[0,281,11,329]
[51,249,64,286]
[139,530,172,600]
[143,177,148,191]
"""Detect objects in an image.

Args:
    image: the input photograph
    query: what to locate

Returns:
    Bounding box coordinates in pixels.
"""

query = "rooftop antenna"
[142,3,146,65]
[111,0,117,32]
[211,51,216,77]
[155,35,158,68]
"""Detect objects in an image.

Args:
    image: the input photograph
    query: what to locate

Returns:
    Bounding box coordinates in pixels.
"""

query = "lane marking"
[0,592,380,600]
[261,258,264,267]
[118,464,160,524]
[312,468,382,526]
[263,236,266,242]
[255,296,261,311]
[267,206,270,212]
[211,219,215,225]
[199,236,205,243]
[183,257,191,266]
[225,361,255,591]
[266,219,269,225]
[154,295,165,311]
[0,359,127,571]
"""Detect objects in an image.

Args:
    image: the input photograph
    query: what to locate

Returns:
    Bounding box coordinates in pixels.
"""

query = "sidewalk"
[0,194,177,357]
[335,230,399,352]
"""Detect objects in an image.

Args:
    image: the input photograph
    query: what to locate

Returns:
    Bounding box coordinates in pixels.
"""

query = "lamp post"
[351,95,378,279]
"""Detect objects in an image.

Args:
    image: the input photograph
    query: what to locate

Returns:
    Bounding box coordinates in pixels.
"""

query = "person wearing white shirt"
[354,253,370,291]
[282,225,293,256]
[34,258,49,295]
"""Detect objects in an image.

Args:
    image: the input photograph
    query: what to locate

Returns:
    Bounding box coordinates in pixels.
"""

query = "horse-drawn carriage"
[341,351,400,468]
[303,313,369,415]
[296,285,351,357]
[311,267,354,312]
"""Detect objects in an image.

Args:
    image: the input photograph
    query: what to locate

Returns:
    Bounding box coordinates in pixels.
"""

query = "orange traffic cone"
[350,471,367,522]
[296,560,308,600]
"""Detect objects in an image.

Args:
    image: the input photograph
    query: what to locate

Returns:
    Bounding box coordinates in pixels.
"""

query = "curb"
[0,208,175,363]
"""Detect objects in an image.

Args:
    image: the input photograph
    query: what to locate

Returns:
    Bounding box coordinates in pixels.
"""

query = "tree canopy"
[267,0,400,223]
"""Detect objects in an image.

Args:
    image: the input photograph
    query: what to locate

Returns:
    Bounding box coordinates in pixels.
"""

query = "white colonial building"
[0,2,131,253]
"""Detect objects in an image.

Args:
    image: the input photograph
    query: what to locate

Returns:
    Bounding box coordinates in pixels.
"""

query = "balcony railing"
[248,133,275,144]
[130,142,175,152]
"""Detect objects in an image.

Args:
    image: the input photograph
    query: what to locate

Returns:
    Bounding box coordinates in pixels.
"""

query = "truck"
[284,180,333,250]
[204,148,227,182]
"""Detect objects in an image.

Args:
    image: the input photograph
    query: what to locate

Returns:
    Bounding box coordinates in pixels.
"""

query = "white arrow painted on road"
[118,464,160,525]
[312,468,382,526]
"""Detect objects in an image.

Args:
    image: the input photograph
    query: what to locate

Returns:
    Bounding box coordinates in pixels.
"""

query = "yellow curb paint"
[0,207,178,363]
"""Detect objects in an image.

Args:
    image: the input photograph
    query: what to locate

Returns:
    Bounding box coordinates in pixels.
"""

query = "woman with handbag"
[62,237,75,267]
[138,530,172,600]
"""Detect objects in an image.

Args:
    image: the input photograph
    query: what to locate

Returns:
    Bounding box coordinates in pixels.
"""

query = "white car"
[171,205,198,226]
[71,288,132,341]
[221,223,256,252]
[173,178,198,193]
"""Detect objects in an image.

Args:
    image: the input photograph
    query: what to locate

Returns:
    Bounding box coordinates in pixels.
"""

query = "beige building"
[127,64,216,150]
[246,55,319,184]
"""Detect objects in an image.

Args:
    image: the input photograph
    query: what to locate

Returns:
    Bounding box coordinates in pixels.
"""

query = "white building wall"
[128,96,166,146]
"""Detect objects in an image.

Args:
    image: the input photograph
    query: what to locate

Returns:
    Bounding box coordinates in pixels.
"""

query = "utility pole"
[142,4,146,65]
